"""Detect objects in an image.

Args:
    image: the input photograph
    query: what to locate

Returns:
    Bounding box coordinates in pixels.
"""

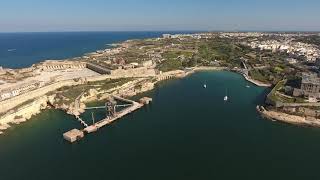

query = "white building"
[0,80,41,101]
[163,34,172,39]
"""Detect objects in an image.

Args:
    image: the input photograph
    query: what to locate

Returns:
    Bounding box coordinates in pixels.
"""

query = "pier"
[75,115,88,127]
[63,96,152,143]
[63,129,84,143]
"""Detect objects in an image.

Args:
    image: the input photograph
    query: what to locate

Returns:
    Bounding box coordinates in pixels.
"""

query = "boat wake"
[7,49,16,52]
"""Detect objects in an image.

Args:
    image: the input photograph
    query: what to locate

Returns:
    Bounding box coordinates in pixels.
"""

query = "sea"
[0,31,190,68]
[1,32,320,179]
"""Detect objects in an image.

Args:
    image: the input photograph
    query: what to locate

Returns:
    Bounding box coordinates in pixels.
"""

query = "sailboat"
[203,81,207,88]
[224,89,228,101]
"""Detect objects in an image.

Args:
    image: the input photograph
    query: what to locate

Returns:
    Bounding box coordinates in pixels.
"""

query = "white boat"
[224,89,228,101]
[246,85,250,88]
[203,84,207,88]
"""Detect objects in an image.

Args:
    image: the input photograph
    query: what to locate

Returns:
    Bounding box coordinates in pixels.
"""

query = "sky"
[0,0,319,32]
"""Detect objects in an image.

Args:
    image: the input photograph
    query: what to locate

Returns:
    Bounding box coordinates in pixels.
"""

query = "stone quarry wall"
[111,67,156,77]
[0,96,53,124]
[84,68,156,83]
[0,80,80,114]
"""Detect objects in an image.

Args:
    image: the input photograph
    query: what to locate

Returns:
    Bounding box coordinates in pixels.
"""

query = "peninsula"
[1,32,320,135]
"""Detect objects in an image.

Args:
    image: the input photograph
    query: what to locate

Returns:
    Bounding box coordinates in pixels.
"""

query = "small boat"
[203,84,207,88]
[246,85,250,88]
[224,89,228,101]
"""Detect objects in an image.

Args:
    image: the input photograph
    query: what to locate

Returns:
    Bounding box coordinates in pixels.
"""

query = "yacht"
[224,89,228,101]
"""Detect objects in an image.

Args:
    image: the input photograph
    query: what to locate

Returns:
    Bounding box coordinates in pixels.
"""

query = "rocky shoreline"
[257,106,320,128]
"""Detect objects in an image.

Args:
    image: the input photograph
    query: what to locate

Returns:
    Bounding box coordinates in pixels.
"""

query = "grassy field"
[54,78,134,106]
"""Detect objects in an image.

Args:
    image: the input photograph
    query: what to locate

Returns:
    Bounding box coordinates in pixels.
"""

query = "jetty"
[63,96,152,143]
[63,129,84,143]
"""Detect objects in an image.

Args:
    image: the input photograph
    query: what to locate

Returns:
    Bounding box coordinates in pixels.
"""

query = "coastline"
[0,66,274,134]
[0,69,190,134]
[0,65,234,134]
[243,74,272,87]
[0,32,276,134]
[257,106,320,128]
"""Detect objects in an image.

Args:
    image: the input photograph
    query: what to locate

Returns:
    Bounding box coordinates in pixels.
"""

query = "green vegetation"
[268,80,305,104]
[249,69,270,83]
[54,78,134,106]
[158,58,182,72]
[196,38,243,67]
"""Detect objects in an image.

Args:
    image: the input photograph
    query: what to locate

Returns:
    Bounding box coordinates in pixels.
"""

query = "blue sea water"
[0,31,191,68]
[1,71,320,180]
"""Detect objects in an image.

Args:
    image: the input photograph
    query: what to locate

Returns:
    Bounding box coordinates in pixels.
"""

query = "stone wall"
[0,80,80,114]
[84,68,156,83]
[111,67,156,77]
[0,96,53,124]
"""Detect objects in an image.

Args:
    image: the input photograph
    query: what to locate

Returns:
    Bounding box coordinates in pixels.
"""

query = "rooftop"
[301,73,320,85]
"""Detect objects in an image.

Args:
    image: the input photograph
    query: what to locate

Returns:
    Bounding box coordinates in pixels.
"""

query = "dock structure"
[63,129,84,143]
[93,101,143,129]
[75,115,89,127]
[63,96,152,143]
[139,97,153,105]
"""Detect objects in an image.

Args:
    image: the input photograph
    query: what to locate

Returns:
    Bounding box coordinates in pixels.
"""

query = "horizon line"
[0,30,320,34]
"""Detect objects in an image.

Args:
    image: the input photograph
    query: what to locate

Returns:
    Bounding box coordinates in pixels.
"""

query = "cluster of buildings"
[87,59,155,75]
[220,32,267,38]
[162,33,213,40]
[0,61,93,102]
[0,57,156,102]
[37,60,87,71]
[247,40,320,61]
[220,32,315,38]
[293,73,320,99]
